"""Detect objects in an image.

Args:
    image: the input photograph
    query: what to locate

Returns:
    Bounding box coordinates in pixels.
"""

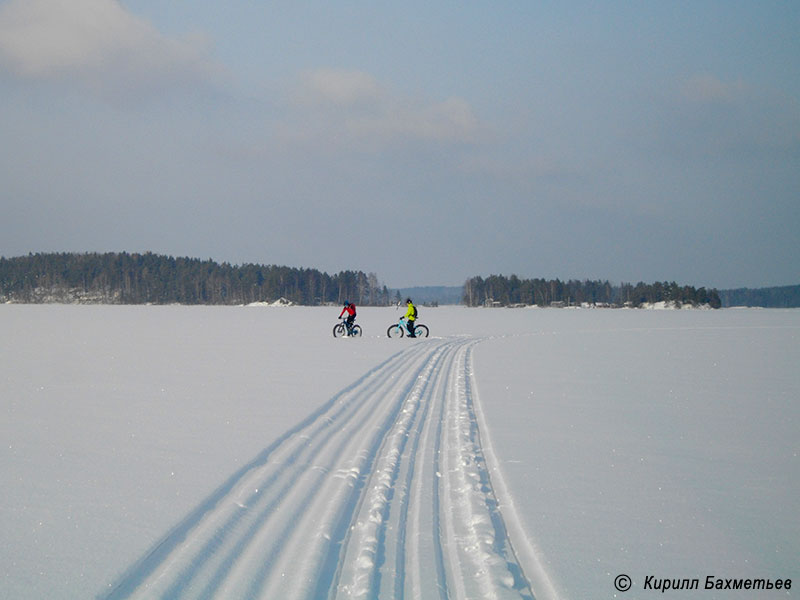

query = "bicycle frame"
[341,317,357,335]
[398,317,413,335]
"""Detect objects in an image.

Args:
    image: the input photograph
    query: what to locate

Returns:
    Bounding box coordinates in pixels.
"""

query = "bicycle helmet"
[343,301,349,306]
[405,298,412,304]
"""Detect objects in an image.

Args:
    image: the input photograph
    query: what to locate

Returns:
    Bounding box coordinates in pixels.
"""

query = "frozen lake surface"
[1,305,797,599]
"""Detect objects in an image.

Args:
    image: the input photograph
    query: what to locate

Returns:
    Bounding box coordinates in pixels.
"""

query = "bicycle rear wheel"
[413,324,429,338]
[350,324,363,337]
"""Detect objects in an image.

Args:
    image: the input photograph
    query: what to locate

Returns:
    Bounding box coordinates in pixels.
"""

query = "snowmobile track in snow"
[102,337,548,600]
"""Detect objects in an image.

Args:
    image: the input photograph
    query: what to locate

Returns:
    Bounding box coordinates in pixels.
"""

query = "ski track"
[102,336,553,600]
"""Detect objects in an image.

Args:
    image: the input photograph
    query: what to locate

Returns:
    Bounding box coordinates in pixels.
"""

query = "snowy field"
[1,305,797,599]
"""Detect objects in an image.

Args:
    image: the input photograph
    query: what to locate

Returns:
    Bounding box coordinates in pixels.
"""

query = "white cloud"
[297,69,385,108]
[290,68,479,145]
[674,74,800,154]
[0,0,221,97]
[680,74,746,104]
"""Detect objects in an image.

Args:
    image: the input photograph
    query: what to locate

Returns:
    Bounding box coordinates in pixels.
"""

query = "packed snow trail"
[102,337,550,600]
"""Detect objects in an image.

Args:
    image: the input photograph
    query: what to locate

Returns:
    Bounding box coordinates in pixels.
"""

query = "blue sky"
[1,0,798,288]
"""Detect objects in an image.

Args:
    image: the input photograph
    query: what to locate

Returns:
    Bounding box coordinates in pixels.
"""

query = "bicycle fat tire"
[333,323,346,338]
[351,325,363,337]
[413,324,429,338]
[387,325,404,338]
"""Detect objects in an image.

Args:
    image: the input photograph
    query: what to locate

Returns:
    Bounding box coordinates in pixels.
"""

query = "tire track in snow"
[102,337,549,600]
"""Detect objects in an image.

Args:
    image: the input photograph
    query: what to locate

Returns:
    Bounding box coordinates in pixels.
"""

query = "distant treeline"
[463,275,722,308]
[3,252,794,309]
[0,252,394,306]
[718,285,800,308]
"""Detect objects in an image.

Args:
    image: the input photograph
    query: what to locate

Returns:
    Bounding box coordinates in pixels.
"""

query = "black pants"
[407,319,416,337]
[346,314,355,331]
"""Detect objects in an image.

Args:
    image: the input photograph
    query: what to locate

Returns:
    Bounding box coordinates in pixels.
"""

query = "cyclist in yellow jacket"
[404,298,417,337]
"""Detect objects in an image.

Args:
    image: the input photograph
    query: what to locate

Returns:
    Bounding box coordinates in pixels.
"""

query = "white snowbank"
[246,297,294,307]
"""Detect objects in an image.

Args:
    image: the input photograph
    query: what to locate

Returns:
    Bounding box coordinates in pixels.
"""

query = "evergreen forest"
[462,274,722,308]
[717,285,800,308]
[0,252,393,306]
[5,251,794,308]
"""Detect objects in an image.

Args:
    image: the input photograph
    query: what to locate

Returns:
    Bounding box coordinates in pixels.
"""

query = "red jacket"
[339,304,356,318]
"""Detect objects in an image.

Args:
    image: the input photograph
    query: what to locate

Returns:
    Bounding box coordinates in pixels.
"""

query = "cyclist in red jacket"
[339,301,357,335]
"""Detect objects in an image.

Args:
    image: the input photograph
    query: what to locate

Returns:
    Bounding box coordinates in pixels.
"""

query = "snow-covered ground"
[1,305,797,599]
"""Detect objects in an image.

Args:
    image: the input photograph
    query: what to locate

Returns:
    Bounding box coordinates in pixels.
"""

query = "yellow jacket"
[405,302,417,321]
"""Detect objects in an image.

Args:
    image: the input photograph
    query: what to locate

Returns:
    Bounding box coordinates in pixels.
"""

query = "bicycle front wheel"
[387,324,404,338]
[413,324,429,338]
[332,323,346,338]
